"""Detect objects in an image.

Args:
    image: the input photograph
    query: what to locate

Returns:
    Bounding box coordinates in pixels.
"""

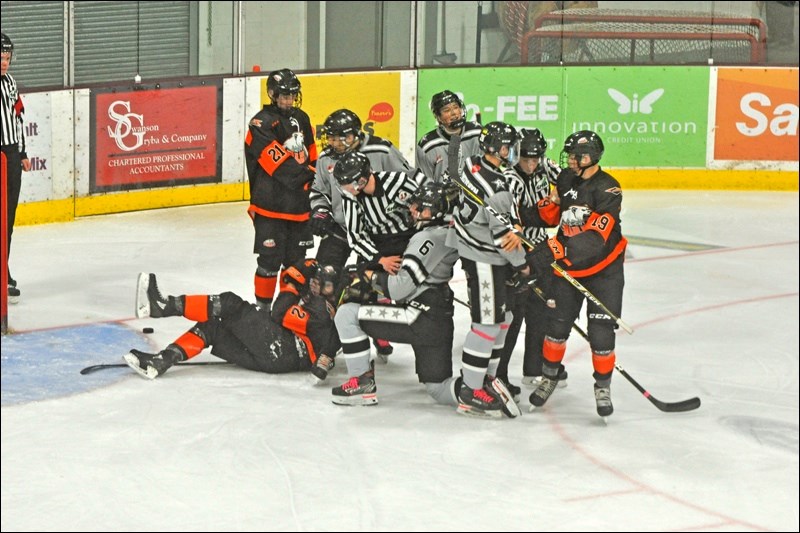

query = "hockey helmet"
[333,151,371,186]
[430,90,466,130]
[267,68,302,109]
[322,109,363,152]
[407,182,452,229]
[479,121,519,165]
[561,130,604,169]
[518,128,547,158]
[1,32,13,58]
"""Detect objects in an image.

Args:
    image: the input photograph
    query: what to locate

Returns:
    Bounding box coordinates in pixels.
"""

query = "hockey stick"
[80,361,231,375]
[451,175,633,334]
[528,283,700,412]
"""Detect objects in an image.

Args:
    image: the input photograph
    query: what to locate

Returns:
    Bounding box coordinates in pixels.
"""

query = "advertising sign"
[16,92,53,202]
[565,67,709,167]
[714,68,798,162]
[419,66,709,167]
[418,67,566,153]
[265,72,403,156]
[91,81,222,192]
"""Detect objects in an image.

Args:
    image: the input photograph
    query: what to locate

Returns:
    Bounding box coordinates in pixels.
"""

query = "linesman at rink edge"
[524,130,628,419]
[244,68,317,307]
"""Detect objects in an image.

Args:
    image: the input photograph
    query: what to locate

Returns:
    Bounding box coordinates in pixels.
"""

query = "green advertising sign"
[418,66,709,168]
[565,67,709,167]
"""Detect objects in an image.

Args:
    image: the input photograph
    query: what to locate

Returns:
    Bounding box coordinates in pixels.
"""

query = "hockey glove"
[338,265,377,306]
[526,243,556,281]
[310,206,335,236]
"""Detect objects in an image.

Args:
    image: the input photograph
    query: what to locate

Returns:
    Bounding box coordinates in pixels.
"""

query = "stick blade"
[652,396,702,413]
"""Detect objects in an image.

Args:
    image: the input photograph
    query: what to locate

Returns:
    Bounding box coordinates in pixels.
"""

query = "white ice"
[2,190,798,532]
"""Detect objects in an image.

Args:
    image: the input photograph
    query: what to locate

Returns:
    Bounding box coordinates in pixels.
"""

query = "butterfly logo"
[607,88,664,115]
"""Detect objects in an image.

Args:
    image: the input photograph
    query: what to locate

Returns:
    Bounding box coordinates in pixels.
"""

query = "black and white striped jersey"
[310,135,411,226]
[505,157,561,244]
[342,168,426,261]
[1,73,26,154]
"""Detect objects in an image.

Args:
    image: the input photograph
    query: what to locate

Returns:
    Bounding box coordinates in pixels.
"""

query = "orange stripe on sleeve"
[282,305,309,336]
[583,212,615,242]
[537,197,561,226]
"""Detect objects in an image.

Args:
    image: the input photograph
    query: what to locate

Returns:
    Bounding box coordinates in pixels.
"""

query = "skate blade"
[489,382,521,418]
[135,272,151,319]
[456,404,503,419]
[123,353,159,380]
[331,394,378,406]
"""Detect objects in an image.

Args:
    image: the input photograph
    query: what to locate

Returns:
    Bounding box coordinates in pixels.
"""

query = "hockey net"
[521,8,766,65]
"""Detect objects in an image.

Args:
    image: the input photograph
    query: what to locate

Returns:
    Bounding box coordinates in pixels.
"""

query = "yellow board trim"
[611,169,798,191]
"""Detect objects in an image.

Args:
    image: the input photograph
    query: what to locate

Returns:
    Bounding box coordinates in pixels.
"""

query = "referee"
[1,32,31,303]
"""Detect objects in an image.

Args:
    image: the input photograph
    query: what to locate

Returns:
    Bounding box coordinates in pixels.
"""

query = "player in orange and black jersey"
[123,260,340,380]
[524,130,628,418]
[245,68,318,307]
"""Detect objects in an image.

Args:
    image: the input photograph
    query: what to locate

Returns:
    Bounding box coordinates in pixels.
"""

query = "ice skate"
[135,273,179,319]
[310,354,335,384]
[528,374,560,412]
[522,364,568,389]
[373,338,393,363]
[594,385,613,421]
[456,384,502,419]
[332,364,377,406]
[485,376,521,418]
[123,348,180,379]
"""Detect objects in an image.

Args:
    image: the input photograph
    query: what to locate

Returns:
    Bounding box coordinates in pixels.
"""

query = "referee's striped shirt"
[1,73,26,153]
[341,168,425,261]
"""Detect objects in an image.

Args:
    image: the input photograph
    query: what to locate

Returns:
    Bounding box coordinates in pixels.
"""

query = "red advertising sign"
[91,82,222,192]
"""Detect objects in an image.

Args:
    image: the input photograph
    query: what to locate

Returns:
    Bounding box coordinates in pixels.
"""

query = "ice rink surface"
[2,190,798,532]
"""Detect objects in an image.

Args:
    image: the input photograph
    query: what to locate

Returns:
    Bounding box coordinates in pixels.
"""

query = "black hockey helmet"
[407,182,452,228]
[267,68,302,108]
[430,90,466,130]
[518,128,547,158]
[322,109,364,152]
[1,32,13,58]
[333,151,371,185]
[479,121,519,165]
[313,263,339,298]
[561,130,604,169]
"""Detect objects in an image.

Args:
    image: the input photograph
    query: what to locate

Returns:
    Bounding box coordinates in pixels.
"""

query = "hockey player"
[525,130,628,419]
[310,108,412,358]
[329,182,519,418]
[334,151,425,277]
[415,90,482,184]
[245,68,317,307]
[447,121,530,418]
[495,127,568,398]
[124,259,340,380]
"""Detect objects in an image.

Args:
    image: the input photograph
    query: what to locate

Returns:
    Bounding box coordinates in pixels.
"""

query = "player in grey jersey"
[416,90,482,184]
[330,182,516,416]
[447,121,529,419]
